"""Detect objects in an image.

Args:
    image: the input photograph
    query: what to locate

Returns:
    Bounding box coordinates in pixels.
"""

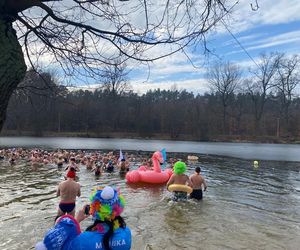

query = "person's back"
[167,161,192,201]
[57,170,81,217]
[59,179,80,203]
[189,166,207,200]
[171,173,190,185]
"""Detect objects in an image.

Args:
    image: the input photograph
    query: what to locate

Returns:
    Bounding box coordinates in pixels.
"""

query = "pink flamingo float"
[126,151,173,184]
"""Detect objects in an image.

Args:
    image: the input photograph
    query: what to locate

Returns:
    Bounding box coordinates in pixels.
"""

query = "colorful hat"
[173,161,187,174]
[67,170,76,179]
[89,186,125,222]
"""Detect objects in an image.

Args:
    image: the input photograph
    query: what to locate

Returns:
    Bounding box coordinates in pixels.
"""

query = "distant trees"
[275,55,300,129]
[4,51,300,141]
[245,53,281,134]
[207,61,241,134]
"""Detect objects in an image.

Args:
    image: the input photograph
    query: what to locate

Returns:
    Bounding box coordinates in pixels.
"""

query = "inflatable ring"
[187,155,199,161]
[167,184,193,194]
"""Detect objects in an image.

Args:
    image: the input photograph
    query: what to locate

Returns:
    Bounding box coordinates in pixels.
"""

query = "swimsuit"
[59,202,76,213]
[172,191,187,201]
[190,189,203,200]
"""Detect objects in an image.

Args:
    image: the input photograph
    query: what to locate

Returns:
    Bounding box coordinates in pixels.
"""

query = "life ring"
[167,184,193,194]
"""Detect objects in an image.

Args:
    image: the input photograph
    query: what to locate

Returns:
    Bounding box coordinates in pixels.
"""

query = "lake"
[0,137,299,249]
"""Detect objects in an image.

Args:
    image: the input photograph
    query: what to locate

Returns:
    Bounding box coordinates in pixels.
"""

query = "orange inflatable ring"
[167,184,193,194]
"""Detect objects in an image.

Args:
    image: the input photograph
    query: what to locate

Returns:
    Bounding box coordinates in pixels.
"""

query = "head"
[173,161,187,175]
[152,151,164,164]
[89,186,125,222]
[195,166,201,174]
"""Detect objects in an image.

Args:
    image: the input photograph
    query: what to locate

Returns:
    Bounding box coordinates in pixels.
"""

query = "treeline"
[3,53,300,141]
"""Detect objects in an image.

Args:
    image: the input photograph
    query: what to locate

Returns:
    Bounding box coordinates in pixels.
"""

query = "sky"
[126,0,300,95]
[23,0,300,95]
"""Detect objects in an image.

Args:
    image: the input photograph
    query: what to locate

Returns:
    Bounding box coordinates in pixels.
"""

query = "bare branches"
[5,0,233,82]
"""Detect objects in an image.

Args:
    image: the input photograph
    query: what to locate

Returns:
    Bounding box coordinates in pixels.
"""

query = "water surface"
[1,136,300,161]
[0,154,299,250]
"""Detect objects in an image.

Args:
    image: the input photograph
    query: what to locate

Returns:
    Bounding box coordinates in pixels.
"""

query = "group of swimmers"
[0,148,133,175]
[167,161,207,201]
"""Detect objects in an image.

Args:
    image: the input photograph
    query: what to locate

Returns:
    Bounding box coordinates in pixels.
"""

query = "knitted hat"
[67,169,76,179]
[173,161,187,174]
[89,186,125,222]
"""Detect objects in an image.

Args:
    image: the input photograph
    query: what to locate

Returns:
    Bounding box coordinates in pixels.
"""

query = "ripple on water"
[0,155,300,250]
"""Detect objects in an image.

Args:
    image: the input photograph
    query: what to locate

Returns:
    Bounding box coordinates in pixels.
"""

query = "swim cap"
[173,161,187,174]
[89,186,125,222]
[67,169,76,179]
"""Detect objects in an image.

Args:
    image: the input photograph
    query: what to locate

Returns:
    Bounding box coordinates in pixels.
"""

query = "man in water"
[189,166,207,200]
[167,161,192,201]
[56,169,81,219]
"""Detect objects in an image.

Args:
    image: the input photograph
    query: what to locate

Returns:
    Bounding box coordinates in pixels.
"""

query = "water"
[1,136,300,161]
[0,138,300,249]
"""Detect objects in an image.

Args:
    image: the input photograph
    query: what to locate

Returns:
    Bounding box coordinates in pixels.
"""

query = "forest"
[2,53,300,143]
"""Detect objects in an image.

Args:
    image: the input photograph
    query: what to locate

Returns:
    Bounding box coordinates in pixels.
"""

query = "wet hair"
[85,216,126,250]
[195,166,201,173]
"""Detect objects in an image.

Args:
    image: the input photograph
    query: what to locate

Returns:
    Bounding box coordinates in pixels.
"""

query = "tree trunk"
[0,17,27,132]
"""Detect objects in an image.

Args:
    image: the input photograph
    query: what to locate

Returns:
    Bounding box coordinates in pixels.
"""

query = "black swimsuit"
[190,189,203,200]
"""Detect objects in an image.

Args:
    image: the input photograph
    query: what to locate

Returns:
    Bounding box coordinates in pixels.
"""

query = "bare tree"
[208,61,241,134]
[275,54,300,130]
[99,60,131,97]
[246,53,281,134]
[0,0,235,131]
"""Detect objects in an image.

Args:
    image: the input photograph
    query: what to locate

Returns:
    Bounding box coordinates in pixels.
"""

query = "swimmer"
[166,161,192,201]
[189,166,207,200]
[92,161,103,176]
[118,158,130,174]
[56,169,81,219]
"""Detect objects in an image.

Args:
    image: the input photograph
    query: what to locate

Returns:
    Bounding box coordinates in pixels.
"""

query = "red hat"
[67,170,76,179]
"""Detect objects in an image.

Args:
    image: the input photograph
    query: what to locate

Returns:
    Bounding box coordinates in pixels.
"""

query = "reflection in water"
[0,155,300,250]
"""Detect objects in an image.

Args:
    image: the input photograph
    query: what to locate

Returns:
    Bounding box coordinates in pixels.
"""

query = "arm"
[166,175,174,188]
[56,185,60,197]
[203,177,207,191]
[186,176,193,187]
[75,205,90,223]
[77,185,81,197]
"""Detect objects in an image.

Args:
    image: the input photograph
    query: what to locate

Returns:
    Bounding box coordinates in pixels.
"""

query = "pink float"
[126,151,173,184]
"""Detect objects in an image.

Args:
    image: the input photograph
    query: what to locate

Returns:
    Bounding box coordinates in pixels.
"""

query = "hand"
[76,205,90,223]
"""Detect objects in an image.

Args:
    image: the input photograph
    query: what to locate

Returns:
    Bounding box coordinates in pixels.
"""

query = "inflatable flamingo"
[126,151,173,184]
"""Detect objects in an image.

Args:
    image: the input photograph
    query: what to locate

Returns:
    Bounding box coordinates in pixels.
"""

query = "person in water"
[36,186,131,250]
[65,157,80,172]
[118,159,129,174]
[105,160,114,173]
[92,161,103,176]
[189,166,207,200]
[166,161,192,201]
[56,169,81,218]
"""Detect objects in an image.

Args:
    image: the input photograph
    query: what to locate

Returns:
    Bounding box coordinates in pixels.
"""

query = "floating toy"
[126,151,173,184]
[167,184,193,194]
[187,155,199,161]
[253,160,259,168]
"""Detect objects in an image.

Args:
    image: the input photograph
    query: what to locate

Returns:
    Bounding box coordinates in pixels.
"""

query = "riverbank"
[1,130,300,144]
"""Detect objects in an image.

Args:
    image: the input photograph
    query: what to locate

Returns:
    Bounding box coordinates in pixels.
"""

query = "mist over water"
[0,138,300,249]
